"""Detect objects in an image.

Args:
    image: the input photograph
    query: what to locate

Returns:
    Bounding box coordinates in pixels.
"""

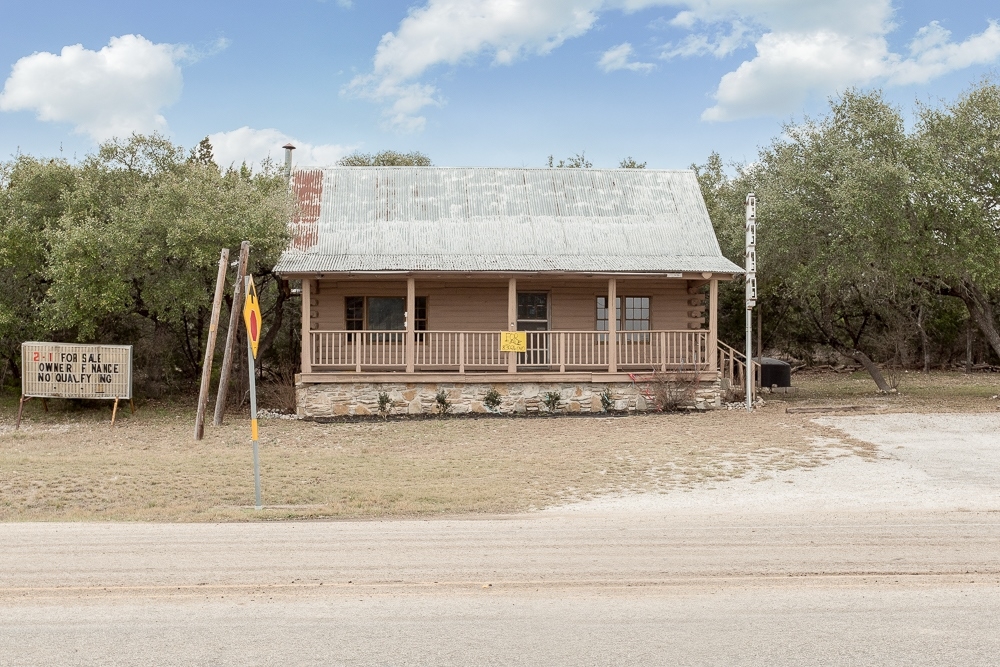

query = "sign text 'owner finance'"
[22,343,133,400]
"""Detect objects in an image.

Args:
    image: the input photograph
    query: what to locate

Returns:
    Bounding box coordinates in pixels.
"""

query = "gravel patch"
[549,412,1000,515]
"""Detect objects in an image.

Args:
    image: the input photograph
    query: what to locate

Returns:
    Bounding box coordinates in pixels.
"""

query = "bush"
[483,387,502,412]
[650,371,700,412]
[600,387,614,412]
[377,391,391,418]
[542,390,561,413]
[435,389,451,415]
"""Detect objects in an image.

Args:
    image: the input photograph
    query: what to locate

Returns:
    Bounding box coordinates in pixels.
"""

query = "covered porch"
[297,273,726,381]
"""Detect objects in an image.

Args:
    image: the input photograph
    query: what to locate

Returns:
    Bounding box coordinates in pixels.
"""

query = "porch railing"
[309,330,711,373]
[717,340,761,392]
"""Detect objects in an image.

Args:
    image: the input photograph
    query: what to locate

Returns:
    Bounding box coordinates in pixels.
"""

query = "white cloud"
[889,20,1000,86]
[662,1,1000,121]
[347,0,618,131]
[661,20,749,58]
[0,34,188,142]
[598,43,655,72]
[702,30,889,120]
[208,127,353,171]
[348,0,1000,127]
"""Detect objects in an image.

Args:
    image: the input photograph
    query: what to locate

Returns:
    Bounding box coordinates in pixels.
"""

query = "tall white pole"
[745,193,757,412]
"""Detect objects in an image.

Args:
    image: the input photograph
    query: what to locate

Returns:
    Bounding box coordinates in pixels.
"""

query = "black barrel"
[756,357,791,388]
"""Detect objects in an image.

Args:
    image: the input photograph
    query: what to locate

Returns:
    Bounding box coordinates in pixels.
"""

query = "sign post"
[745,193,757,412]
[243,276,263,510]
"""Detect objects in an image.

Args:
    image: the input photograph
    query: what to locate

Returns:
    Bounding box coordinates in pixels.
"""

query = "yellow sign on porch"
[499,331,527,353]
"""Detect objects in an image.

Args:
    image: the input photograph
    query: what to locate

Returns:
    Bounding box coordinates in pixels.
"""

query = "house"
[274,165,746,417]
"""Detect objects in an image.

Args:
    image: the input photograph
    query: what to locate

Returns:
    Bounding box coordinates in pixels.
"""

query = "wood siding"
[308,276,704,332]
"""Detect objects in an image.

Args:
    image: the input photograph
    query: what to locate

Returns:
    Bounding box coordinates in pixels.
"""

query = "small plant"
[435,389,451,415]
[377,391,391,418]
[884,364,902,393]
[651,370,701,412]
[542,390,561,413]
[600,387,614,412]
[722,383,745,404]
[483,387,502,412]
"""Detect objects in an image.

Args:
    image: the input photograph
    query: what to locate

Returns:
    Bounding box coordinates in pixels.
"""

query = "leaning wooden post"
[213,241,250,426]
[194,248,230,440]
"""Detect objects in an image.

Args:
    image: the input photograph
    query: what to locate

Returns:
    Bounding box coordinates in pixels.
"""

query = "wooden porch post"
[301,278,312,374]
[709,278,718,372]
[508,277,517,374]
[607,277,617,374]
[406,276,415,373]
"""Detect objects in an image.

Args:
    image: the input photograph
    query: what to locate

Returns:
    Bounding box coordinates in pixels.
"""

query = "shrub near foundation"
[483,387,502,412]
[542,391,561,413]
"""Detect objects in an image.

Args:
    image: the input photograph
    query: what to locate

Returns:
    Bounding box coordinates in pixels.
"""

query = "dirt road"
[1,413,999,666]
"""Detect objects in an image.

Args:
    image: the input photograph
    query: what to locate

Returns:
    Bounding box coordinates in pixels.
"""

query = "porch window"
[597,296,650,341]
[345,296,427,341]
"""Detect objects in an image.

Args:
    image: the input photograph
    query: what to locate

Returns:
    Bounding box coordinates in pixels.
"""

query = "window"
[623,297,650,341]
[345,296,427,341]
[345,297,364,341]
[596,296,650,341]
[414,297,428,334]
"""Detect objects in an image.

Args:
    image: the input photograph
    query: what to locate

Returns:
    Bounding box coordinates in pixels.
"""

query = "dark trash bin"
[755,357,791,388]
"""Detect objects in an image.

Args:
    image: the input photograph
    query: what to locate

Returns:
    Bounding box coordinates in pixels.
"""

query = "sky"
[1,1,998,171]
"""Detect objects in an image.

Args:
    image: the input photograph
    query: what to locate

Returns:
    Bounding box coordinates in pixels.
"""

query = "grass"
[1,370,996,522]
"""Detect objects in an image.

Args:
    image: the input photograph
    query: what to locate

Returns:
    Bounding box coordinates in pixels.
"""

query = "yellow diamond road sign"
[243,276,263,359]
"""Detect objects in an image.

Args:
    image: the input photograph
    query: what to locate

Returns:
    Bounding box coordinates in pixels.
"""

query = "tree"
[337,150,431,166]
[718,91,916,390]
[910,80,1000,361]
[618,157,646,169]
[41,134,293,381]
[547,152,592,168]
[0,156,77,381]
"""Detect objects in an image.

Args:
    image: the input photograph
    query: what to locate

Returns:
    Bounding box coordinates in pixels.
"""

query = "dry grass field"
[1,371,997,522]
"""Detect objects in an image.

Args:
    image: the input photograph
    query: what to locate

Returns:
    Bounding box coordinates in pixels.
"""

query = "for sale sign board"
[22,342,133,400]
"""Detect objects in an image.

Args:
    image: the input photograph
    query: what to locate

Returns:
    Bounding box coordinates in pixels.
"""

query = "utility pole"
[194,248,229,440]
[745,193,757,412]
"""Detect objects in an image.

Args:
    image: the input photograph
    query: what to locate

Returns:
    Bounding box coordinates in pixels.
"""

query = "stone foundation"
[296,378,722,418]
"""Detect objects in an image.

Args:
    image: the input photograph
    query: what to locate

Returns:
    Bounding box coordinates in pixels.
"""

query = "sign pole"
[247,327,262,510]
[243,275,263,510]
[745,193,757,413]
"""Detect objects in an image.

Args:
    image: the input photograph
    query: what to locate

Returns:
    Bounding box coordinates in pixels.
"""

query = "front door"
[517,293,549,366]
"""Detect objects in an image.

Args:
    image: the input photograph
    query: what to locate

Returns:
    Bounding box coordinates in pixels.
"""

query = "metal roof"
[275,167,742,275]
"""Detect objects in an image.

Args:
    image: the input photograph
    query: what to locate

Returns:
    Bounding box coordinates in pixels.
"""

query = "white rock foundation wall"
[296,379,722,418]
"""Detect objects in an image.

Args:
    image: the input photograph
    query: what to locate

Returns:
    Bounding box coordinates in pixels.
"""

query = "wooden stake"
[213,241,250,426]
[129,398,136,415]
[111,397,120,428]
[194,248,230,440]
[15,396,30,430]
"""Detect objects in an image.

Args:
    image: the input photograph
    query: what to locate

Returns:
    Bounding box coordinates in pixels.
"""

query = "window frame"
[596,295,650,342]
[345,296,427,342]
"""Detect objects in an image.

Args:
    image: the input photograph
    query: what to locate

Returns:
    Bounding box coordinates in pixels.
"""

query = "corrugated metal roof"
[275,167,742,275]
